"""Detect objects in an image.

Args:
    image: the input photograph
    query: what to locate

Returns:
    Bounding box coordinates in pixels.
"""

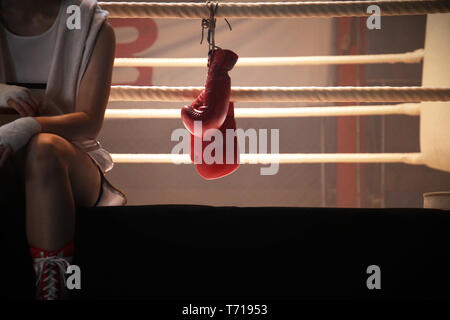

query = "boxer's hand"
[0,117,41,152]
[0,83,40,116]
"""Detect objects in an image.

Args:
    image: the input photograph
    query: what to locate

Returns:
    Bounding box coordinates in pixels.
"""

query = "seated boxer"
[0,0,125,300]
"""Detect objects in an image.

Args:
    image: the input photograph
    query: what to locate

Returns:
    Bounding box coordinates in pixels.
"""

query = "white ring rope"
[100,1,450,19]
[109,86,450,102]
[114,50,424,67]
[105,103,421,119]
[111,152,424,165]
[81,3,446,168]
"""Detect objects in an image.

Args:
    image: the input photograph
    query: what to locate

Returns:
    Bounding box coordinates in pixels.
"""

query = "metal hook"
[199,1,233,67]
[200,18,209,45]
[208,2,217,53]
[200,1,215,45]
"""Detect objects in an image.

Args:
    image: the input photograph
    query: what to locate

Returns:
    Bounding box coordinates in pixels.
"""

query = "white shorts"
[72,139,127,207]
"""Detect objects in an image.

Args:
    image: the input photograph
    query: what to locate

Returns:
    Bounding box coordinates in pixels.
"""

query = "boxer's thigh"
[23,133,102,208]
[67,144,102,208]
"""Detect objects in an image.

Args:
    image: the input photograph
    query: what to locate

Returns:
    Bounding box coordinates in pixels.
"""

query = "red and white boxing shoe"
[29,242,74,300]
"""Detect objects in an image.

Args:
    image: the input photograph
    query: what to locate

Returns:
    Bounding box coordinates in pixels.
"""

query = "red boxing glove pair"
[181,49,239,136]
[189,93,240,180]
[181,49,240,180]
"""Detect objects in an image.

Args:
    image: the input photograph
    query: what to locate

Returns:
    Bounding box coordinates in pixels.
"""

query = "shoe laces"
[34,254,70,300]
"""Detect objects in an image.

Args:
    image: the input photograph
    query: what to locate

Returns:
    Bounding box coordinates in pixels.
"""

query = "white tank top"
[4,3,63,85]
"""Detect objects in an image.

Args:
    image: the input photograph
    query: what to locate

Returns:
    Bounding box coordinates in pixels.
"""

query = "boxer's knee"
[25,133,73,180]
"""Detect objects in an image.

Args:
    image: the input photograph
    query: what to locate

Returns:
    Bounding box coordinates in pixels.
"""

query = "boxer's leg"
[24,133,101,251]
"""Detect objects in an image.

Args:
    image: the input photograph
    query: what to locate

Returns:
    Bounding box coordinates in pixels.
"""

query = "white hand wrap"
[0,117,41,152]
[0,83,31,107]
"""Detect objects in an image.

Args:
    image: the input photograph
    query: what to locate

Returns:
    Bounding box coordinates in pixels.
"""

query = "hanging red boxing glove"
[190,99,240,180]
[181,49,238,136]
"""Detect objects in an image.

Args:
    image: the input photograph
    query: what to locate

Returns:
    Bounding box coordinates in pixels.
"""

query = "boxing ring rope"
[105,103,421,119]
[110,152,424,165]
[2,3,443,168]
[109,86,450,102]
[100,1,450,19]
[114,49,424,67]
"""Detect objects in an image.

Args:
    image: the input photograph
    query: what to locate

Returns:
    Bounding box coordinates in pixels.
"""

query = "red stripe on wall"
[336,18,365,207]
[109,18,158,86]
[359,20,366,208]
